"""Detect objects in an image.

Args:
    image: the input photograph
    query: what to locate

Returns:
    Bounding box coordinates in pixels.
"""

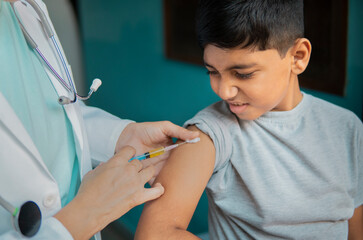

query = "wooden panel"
[164,0,203,65]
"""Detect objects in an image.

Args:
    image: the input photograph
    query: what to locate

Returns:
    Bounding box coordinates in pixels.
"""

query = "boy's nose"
[217,80,238,100]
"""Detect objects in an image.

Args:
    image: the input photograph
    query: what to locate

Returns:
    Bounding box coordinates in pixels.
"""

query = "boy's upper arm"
[135,125,215,238]
[348,205,363,240]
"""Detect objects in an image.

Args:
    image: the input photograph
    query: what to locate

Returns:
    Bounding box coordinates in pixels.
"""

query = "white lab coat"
[0,0,133,239]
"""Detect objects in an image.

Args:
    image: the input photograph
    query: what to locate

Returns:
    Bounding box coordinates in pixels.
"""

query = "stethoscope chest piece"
[13,201,42,237]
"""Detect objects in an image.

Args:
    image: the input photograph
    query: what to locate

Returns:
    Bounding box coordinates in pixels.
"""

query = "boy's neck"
[272,76,302,112]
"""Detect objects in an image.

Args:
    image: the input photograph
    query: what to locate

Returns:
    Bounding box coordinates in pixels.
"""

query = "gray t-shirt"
[184,93,363,240]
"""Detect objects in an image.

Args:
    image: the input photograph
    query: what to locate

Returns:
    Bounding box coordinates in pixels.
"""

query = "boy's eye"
[235,72,254,79]
[206,70,218,76]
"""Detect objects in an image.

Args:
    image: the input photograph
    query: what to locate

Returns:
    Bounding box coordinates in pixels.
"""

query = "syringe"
[129,137,200,162]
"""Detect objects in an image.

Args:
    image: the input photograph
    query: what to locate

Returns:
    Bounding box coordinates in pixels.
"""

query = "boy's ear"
[290,38,312,75]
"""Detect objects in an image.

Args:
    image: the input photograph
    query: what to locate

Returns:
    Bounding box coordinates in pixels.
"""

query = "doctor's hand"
[54,146,164,240]
[115,121,199,184]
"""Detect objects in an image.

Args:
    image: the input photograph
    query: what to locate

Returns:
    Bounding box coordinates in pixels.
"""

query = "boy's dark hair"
[196,0,304,56]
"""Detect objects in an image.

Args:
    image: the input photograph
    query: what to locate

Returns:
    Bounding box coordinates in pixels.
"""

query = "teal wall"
[78,0,363,236]
[78,0,219,127]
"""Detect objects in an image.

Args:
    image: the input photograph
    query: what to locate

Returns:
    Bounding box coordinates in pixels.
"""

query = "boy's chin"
[230,109,265,121]
[226,102,269,120]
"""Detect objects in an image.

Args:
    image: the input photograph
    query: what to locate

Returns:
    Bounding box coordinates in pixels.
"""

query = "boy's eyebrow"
[204,62,257,70]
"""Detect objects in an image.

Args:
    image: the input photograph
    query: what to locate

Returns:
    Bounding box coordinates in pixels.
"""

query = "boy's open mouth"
[228,102,249,114]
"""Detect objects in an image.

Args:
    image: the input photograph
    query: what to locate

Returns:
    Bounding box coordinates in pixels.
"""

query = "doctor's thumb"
[164,122,200,141]
[141,183,165,203]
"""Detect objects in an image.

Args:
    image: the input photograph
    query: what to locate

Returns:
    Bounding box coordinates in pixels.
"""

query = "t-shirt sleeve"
[354,119,363,208]
[184,103,234,172]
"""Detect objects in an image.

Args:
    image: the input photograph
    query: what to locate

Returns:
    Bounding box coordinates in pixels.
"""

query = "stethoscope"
[11,0,102,105]
[0,0,102,237]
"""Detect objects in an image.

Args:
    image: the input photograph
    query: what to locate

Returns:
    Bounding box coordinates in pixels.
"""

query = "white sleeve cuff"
[34,217,73,240]
[106,119,135,159]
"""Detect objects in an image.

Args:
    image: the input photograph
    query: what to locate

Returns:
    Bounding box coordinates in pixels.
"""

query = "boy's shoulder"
[307,93,362,126]
[184,101,238,172]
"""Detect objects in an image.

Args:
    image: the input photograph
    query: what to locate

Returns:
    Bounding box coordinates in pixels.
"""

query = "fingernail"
[155,183,164,189]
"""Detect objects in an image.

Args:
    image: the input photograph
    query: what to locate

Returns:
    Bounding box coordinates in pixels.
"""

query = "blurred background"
[43,0,362,239]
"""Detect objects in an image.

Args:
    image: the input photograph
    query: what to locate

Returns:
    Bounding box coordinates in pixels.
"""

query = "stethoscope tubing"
[36,47,72,92]
[12,0,76,98]
[0,196,17,217]
[11,0,100,105]
[50,36,77,100]
[15,15,72,92]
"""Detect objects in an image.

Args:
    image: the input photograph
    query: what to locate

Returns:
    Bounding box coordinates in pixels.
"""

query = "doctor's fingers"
[160,121,199,141]
[138,164,158,185]
[109,146,136,165]
[129,159,143,172]
[147,160,165,185]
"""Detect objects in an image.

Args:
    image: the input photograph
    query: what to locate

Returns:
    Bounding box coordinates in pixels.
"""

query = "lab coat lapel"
[64,103,93,177]
[0,93,48,172]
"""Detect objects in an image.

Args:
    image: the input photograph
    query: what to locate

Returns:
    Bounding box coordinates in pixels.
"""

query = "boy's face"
[204,44,302,120]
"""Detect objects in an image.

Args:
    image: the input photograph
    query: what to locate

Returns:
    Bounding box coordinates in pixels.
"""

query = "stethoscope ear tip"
[91,78,102,92]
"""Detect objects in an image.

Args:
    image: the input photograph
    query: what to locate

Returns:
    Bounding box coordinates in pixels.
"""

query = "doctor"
[0,0,198,239]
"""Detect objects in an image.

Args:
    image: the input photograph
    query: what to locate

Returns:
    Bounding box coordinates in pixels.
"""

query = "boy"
[135,0,363,239]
